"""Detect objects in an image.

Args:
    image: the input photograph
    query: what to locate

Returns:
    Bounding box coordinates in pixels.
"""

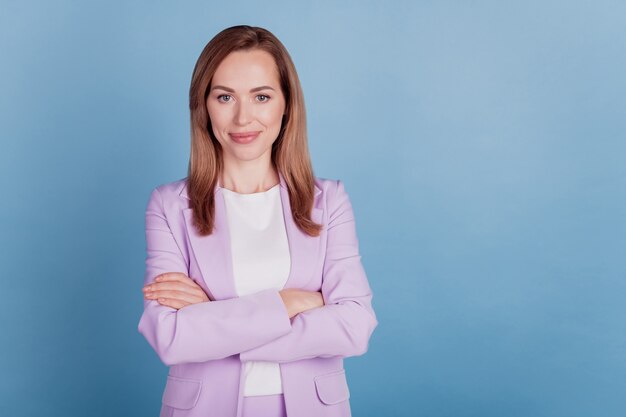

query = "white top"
[221,183,290,397]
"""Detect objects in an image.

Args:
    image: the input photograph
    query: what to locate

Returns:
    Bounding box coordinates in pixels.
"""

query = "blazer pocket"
[314,369,350,405]
[162,375,202,410]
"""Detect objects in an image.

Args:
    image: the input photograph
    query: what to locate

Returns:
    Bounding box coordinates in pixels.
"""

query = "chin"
[229,148,272,162]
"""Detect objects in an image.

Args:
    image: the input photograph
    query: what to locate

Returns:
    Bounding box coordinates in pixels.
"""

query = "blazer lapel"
[182,191,236,300]
[279,174,324,290]
[180,172,323,300]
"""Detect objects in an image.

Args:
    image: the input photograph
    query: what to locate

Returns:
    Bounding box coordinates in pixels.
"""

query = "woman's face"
[206,48,286,167]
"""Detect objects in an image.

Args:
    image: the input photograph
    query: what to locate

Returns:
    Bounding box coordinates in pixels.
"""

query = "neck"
[219,162,280,194]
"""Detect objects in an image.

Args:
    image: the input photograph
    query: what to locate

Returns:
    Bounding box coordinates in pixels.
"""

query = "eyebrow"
[211,85,276,93]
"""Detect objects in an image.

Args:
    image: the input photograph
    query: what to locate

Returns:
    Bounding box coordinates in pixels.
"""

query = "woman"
[138,25,377,417]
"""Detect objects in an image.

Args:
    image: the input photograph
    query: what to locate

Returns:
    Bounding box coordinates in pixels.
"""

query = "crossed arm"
[137,181,377,366]
[142,274,323,320]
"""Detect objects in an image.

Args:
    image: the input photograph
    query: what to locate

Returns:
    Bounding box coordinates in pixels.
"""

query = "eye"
[217,94,232,103]
[256,94,270,102]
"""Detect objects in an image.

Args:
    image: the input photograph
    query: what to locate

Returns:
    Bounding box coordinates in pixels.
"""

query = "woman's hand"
[143,272,210,310]
[279,288,325,319]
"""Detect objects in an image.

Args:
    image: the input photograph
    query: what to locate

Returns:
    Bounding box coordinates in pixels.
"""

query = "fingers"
[143,273,207,298]
[144,280,203,296]
[143,286,208,305]
[144,288,205,302]
[303,291,324,310]
[142,273,210,310]
[154,272,194,284]
[278,289,325,318]
[144,289,207,310]
[154,297,189,310]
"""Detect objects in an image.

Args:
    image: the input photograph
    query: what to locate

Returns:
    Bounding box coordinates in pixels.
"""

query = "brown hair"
[187,25,322,237]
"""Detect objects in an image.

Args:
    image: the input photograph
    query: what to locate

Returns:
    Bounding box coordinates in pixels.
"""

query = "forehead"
[212,49,280,88]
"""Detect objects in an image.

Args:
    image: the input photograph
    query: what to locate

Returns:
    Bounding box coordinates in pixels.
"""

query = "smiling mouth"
[229,131,260,144]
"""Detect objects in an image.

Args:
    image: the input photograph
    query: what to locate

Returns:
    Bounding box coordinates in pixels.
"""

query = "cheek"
[207,106,229,131]
[259,104,285,127]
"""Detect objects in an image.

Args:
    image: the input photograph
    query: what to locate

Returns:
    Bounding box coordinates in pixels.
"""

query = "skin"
[142,48,324,318]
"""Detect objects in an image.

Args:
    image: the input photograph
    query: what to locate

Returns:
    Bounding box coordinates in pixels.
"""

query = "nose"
[234,100,253,126]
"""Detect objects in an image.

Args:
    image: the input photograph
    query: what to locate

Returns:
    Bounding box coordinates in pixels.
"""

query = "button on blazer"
[138,172,378,417]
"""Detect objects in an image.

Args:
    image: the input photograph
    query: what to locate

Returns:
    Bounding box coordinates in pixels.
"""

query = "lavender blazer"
[137,172,378,417]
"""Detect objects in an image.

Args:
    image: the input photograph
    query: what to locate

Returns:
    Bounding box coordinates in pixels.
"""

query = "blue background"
[1,1,625,416]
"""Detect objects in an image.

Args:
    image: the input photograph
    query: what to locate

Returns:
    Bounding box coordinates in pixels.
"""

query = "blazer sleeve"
[137,187,292,366]
[239,180,378,363]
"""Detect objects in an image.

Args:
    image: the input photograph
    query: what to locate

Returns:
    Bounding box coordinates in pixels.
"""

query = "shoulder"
[313,176,351,206]
[314,176,338,196]
[314,176,335,192]
[153,177,187,195]
[314,177,357,229]
[147,177,188,208]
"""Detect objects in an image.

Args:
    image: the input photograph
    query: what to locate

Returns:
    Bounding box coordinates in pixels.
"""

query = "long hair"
[187,25,322,237]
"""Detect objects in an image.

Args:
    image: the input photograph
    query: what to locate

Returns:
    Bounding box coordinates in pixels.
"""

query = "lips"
[229,131,260,144]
